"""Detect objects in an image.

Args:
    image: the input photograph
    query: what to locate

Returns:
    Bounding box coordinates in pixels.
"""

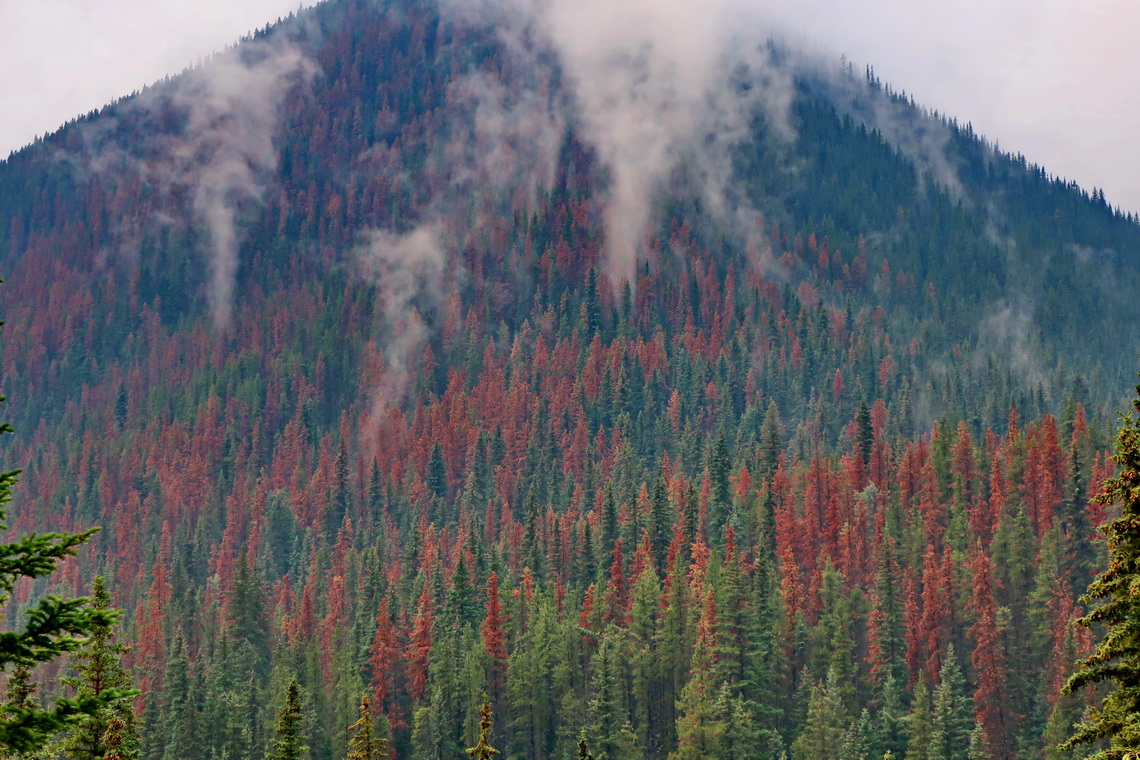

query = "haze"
[2,0,1137,214]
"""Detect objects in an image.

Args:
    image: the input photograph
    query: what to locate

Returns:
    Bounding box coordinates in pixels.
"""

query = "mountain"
[0,0,1136,758]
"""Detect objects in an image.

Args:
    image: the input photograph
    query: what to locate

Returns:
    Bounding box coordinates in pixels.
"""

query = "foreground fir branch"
[1063,373,1140,758]
[0,289,129,755]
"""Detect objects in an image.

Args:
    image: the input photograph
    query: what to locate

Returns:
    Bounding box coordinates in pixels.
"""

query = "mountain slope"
[0,1,1135,758]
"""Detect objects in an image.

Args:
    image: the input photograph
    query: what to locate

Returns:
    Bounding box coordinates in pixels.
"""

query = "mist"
[162,42,315,328]
[74,39,315,329]
[356,224,449,415]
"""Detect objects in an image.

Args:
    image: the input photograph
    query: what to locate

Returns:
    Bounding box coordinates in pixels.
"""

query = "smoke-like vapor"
[543,0,795,288]
[165,43,316,328]
[443,0,794,290]
[806,60,965,200]
[357,225,448,413]
[440,0,989,292]
[78,39,315,329]
[977,296,1045,385]
[446,69,565,206]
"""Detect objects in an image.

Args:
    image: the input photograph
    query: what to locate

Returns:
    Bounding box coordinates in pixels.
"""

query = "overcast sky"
[2,0,1137,213]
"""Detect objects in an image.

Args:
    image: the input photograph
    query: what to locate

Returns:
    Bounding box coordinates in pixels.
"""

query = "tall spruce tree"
[586,634,637,760]
[348,695,388,760]
[929,647,973,760]
[1062,374,1140,758]
[60,576,139,760]
[466,695,499,760]
[268,678,308,760]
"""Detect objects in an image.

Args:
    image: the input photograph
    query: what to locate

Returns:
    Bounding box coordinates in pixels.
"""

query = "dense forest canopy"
[0,0,1137,758]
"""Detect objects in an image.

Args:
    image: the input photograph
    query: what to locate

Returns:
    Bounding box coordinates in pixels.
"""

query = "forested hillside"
[0,0,1137,758]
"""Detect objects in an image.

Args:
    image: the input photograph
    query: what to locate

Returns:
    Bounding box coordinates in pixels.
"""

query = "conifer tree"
[158,635,195,760]
[4,666,35,713]
[1061,436,1095,595]
[102,715,133,760]
[856,400,874,468]
[648,471,671,573]
[268,678,308,760]
[60,576,139,760]
[714,685,760,760]
[629,558,665,759]
[578,731,596,760]
[225,555,270,678]
[791,670,849,760]
[348,695,388,760]
[906,675,935,760]
[868,537,907,691]
[0,666,44,760]
[466,695,499,760]
[587,635,638,760]
[929,647,973,760]
[507,594,555,760]
[1062,376,1140,758]
[481,571,508,719]
[874,675,908,760]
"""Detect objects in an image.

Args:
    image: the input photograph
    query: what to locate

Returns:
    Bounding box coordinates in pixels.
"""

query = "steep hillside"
[0,0,1136,758]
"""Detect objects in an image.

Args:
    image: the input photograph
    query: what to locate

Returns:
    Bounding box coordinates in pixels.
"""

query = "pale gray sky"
[2,0,1138,213]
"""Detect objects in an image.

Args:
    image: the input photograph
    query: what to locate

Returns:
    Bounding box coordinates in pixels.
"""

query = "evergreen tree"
[648,471,671,573]
[791,671,849,760]
[102,715,134,760]
[427,443,448,501]
[856,400,874,467]
[466,696,499,760]
[0,666,45,760]
[4,667,35,713]
[507,594,555,760]
[268,678,307,760]
[1062,375,1140,758]
[929,647,973,760]
[905,675,935,760]
[578,732,596,760]
[875,676,908,760]
[1061,439,1096,597]
[158,636,195,760]
[225,555,270,678]
[714,685,761,760]
[348,695,388,760]
[845,709,874,760]
[60,576,139,760]
[587,634,638,760]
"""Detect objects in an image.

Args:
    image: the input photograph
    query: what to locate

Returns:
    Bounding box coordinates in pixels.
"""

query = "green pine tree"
[587,634,638,760]
[905,675,934,760]
[59,576,139,760]
[348,695,388,760]
[928,647,973,760]
[1062,374,1140,758]
[0,666,48,760]
[267,678,307,760]
[466,695,499,760]
[791,670,849,760]
[158,635,195,760]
